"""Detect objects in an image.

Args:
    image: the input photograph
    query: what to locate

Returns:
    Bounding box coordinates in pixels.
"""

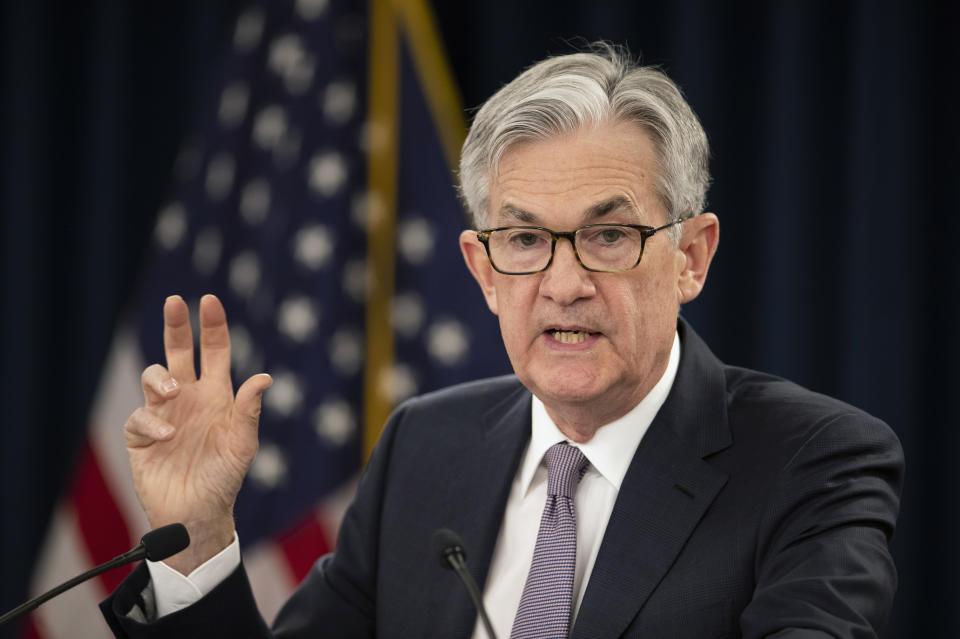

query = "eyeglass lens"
[487,225,646,273]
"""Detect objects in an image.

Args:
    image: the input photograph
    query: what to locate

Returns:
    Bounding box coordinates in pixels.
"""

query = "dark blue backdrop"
[2,1,956,636]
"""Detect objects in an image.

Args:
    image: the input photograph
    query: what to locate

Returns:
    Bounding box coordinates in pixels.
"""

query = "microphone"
[0,523,190,626]
[432,528,498,639]
[140,523,191,561]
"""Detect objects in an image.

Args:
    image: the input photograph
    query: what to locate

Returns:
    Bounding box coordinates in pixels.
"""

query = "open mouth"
[548,329,597,344]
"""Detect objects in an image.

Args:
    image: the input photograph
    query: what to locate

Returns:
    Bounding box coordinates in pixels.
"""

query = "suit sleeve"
[739,413,904,639]
[100,402,409,638]
[269,401,407,637]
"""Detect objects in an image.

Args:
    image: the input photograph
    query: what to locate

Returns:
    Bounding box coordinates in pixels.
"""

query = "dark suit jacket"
[101,320,903,638]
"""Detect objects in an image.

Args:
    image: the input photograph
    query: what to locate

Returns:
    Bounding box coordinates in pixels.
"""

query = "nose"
[538,237,596,305]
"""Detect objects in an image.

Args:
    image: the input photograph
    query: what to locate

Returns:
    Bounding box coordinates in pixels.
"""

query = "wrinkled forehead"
[487,123,664,227]
[495,196,644,227]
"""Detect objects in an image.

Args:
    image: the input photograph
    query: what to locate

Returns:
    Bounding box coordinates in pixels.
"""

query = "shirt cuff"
[145,531,241,618]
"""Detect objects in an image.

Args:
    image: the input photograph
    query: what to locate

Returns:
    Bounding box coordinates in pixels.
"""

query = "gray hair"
[458,43,710,242]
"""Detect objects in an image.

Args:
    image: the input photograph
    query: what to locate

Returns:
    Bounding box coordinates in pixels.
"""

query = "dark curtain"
[0,2,237,636]
[2,1,956,637]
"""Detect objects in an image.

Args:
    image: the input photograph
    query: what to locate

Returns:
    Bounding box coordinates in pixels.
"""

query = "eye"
[505,230,546,249]
[598,228,626,244]
[582,226,629,246]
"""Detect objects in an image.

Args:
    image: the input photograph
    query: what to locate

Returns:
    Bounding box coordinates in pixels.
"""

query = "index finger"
[199,293,232,381]
[164,295,197,382]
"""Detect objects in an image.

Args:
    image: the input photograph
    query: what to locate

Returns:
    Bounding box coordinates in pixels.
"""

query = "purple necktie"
[511,442,589,639]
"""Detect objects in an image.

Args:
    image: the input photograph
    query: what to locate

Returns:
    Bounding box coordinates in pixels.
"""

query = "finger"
[125,407,176,448]
[164,295,197,382]
[199,294,232,381]
[234,374,273,433]
[141,364,181,407]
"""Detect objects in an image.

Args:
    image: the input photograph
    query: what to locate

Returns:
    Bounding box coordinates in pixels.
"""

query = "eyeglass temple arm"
[646,218,685,236]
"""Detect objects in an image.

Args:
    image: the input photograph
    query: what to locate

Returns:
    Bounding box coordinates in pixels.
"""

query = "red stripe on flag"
[276,511,332,583]
[18,615,42,639]
[69,438,134,592]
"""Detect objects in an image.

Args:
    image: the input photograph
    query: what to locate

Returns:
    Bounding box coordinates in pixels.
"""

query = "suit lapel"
[571,422,728,638]
[571,319,732,639]
[426,320,731,637]
[434,381,532,637]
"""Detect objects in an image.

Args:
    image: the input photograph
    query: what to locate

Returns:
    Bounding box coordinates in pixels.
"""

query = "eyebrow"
[584,196,639,221]
[498,196,641,226]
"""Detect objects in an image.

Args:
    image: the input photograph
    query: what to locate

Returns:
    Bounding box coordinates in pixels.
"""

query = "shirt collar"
[519,331,681,497]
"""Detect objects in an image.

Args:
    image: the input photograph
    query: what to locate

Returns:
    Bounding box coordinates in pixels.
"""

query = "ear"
[459,230,500,315]
[676,213,719,304]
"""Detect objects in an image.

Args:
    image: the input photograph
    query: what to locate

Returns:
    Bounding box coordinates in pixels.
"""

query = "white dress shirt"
[471,332,680,638]
[147,333,681,634]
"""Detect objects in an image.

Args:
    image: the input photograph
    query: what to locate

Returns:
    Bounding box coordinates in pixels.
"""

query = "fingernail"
[162,378,179,393]
[158,425,174,438]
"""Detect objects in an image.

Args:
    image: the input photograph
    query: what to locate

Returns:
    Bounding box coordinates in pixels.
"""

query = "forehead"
[489,120,663,226]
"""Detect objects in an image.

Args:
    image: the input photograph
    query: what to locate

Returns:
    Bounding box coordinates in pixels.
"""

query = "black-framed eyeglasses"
[476,220,683,275]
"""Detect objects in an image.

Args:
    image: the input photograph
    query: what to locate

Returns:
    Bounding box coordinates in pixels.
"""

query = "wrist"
[156,515,235,576]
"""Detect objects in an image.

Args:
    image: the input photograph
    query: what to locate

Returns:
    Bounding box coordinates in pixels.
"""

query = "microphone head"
[431,528,466,569]
[140,523,191,561]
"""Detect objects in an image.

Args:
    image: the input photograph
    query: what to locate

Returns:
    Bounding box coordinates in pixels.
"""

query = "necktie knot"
[544,442,589,498]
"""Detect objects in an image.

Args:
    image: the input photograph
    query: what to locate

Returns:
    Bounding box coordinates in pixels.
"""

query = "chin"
[523,366,613,406]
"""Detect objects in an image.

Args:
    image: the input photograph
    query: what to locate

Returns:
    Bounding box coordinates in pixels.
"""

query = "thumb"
[235,373,273,431]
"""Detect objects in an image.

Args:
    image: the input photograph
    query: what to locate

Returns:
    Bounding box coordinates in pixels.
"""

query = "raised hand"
[124,294,272,575]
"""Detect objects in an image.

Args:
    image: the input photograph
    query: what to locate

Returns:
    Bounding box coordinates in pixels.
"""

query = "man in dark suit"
[102,44,903,638]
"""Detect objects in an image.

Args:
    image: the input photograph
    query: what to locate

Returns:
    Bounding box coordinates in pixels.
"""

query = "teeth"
[553,330,588,344]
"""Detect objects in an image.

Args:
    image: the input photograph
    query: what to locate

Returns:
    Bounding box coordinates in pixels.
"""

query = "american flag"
[21,1,508,636]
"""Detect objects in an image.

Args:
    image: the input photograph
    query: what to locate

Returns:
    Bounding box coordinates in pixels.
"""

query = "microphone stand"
[0,523,189,627]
